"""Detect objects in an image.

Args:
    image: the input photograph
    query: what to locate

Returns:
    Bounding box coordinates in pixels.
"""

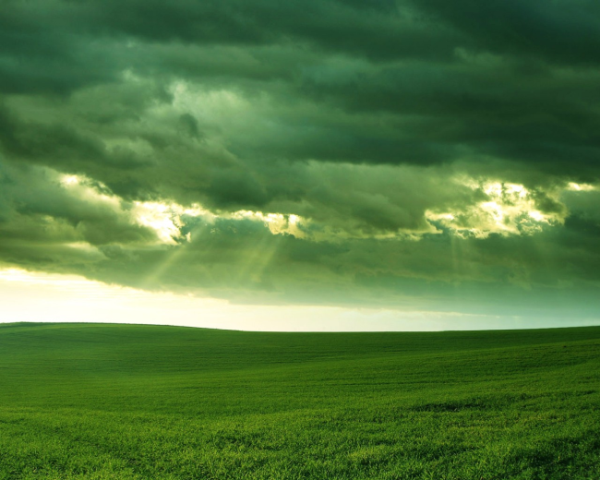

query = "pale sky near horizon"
[1,0,599,330]
[1,268,598,332]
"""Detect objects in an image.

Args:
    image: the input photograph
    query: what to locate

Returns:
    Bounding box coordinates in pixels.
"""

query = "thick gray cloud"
[0,0,599,320]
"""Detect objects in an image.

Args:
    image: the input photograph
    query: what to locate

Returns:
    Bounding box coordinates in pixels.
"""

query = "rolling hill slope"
[1,322,599,479]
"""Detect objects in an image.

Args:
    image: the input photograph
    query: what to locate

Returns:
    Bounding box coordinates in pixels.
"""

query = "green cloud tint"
[0,0,599,323]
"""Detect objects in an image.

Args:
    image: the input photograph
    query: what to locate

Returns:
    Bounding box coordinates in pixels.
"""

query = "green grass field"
[1,322,599,479]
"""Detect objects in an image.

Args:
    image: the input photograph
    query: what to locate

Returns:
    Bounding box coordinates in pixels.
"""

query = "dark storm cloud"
[2,0,600,175]
[418,0,600,65]
[0,0,599,318]
[0,161,157,250]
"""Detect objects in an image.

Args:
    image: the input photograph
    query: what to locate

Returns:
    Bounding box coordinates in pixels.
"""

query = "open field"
[0,322,599,479]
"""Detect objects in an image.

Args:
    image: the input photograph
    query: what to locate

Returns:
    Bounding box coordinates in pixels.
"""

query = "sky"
[1,0,599,331]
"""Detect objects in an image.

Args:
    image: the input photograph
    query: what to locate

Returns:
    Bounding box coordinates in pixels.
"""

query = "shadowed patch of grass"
[1,322,600,479]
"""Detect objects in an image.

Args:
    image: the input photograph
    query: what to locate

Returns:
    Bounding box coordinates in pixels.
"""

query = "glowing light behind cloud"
[426,180,566,238]
[58,171,581,247]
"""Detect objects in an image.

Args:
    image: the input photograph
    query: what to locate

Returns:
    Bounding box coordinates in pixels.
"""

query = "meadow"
[0,322,599,479]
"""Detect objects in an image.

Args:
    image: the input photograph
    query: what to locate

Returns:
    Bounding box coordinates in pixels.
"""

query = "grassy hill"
[1,322,599,479]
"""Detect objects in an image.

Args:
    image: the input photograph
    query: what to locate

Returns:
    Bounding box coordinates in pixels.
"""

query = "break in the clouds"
[1,0,599,324]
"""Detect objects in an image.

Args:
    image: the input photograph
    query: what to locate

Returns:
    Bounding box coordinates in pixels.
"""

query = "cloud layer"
[1,0,599,321]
